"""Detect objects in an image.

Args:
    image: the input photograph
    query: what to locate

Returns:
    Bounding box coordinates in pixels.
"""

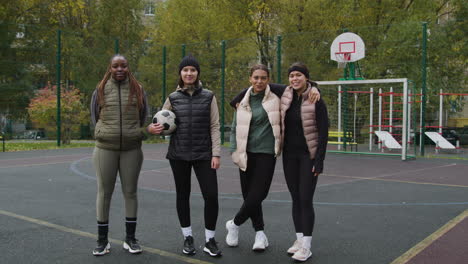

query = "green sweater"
[230,90,275,154]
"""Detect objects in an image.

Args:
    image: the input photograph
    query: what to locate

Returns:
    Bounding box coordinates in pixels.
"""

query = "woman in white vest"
[281,62,329,262]
[225,64,281,251]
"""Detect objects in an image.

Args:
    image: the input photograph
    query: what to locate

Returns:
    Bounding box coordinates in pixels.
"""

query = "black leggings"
[282,153,318,236]
[234,153,276,231]
[169,159,219,231]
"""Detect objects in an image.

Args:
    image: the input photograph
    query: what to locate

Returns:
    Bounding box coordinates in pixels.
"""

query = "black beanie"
[179,55,200,74]
[287,64,309,79]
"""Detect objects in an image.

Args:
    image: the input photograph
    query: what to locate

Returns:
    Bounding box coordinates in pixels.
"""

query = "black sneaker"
[183,236,196,255]
[93,239,110,256]
[123,237,142,254]
[203,238,222,257]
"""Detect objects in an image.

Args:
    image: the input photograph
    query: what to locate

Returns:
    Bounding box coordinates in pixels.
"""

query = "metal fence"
[0,20,466,158]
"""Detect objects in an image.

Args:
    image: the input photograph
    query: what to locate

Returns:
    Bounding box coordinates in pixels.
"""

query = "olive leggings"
[93,147,143,222]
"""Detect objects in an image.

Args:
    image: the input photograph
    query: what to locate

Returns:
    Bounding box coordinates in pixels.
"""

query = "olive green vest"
[94,78,143,150]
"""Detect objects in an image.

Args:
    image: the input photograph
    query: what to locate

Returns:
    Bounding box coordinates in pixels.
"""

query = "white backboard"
[330,32,365,62]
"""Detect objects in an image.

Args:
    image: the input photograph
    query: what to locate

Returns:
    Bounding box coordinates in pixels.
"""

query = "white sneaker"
[287,239,302,255]
[252,232,268,251]
[225,220,239,247]
[291,247,312,262]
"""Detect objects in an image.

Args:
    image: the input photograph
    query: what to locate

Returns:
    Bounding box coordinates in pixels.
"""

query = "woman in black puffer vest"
[148,55,222,257]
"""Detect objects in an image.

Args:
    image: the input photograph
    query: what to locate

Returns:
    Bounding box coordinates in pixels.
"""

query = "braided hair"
[96,54,144,110]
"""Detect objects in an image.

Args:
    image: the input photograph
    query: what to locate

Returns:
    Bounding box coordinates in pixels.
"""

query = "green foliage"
[0,0,146,122]
[0,0,466,135]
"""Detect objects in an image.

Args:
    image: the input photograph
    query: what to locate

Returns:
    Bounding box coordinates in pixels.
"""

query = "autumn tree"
[27,84,89,144]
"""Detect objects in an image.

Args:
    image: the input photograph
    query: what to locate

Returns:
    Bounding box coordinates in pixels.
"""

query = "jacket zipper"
[189,93,193,160]
[118,82,123,151]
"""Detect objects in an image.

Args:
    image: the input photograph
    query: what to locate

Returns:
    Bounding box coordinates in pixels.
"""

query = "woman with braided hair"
[90,54,154,256]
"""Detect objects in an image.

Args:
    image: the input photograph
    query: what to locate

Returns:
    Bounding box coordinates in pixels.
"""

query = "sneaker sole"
[252,240,269,252]
[123,242,142,254]
[226,238,238,247]
[252,244,268,251]
[182,249,196,255]
[292,252,312,262]
[93,243,111,256]
[203,247,221,257]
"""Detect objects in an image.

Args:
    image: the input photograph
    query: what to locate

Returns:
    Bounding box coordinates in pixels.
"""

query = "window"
[144,3,155,16]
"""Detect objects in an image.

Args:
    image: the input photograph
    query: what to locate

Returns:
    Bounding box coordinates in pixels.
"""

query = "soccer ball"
[153,110,177,135]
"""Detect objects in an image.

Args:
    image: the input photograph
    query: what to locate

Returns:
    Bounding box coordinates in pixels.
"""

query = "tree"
[0,0,89,119]
[1,0,146,133]
[27,83,89,144]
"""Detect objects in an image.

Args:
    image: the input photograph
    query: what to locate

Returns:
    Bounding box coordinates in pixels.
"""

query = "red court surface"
[395,211,468,264]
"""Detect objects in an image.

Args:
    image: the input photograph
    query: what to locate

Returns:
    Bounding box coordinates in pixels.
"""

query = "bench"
[328,131,357,151]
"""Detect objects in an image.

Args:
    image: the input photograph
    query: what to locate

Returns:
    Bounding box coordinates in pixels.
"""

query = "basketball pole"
[378,88,382,151]
[369,88,374,151]
[420,22,428,156]
[56,29,61,147]
[338,85,342,150]
[162,46,167,103]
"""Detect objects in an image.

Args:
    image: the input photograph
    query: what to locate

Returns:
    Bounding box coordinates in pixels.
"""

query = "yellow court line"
[323,174,468,188]
[389,209,468,264]
[0,209,213,264]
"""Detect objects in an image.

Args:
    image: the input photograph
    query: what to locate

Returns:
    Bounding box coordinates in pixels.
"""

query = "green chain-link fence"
[1,20,466,158]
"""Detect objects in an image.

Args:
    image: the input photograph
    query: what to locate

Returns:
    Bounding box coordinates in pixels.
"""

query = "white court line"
[0,161,75,169]
[74,157,461,190]
[0,209,214,264]
[319,163,459,187]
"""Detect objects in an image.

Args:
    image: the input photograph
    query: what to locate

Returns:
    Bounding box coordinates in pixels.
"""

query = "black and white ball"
[153,110,177,135]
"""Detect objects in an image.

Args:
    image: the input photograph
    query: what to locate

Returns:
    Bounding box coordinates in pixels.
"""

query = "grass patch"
[1,137,226,152]
[144,137,168,144]
[1,141,95,152]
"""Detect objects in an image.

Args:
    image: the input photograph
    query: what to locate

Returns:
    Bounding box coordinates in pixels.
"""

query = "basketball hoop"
[330,32,365,71]
[335,52,351,68]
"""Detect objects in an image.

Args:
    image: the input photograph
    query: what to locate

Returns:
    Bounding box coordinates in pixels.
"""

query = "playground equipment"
[422,90,467,152]
[374,131,402,150]
[317,79,411,160]
[326,32,413,160]
[329,84,410,153]
[424,132,456,153]
[333,87,373,151]
[375,87,406,151]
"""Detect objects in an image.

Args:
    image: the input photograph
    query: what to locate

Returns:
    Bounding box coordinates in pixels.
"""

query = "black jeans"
[169,159,219,230]
[234,152,276,231]
[282,153,318,236]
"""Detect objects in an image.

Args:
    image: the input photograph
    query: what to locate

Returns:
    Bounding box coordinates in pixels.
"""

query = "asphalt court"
[1,143,467,264]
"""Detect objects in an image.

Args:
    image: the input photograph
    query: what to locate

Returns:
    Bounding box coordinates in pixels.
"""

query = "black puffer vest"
[166,87,213,160]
